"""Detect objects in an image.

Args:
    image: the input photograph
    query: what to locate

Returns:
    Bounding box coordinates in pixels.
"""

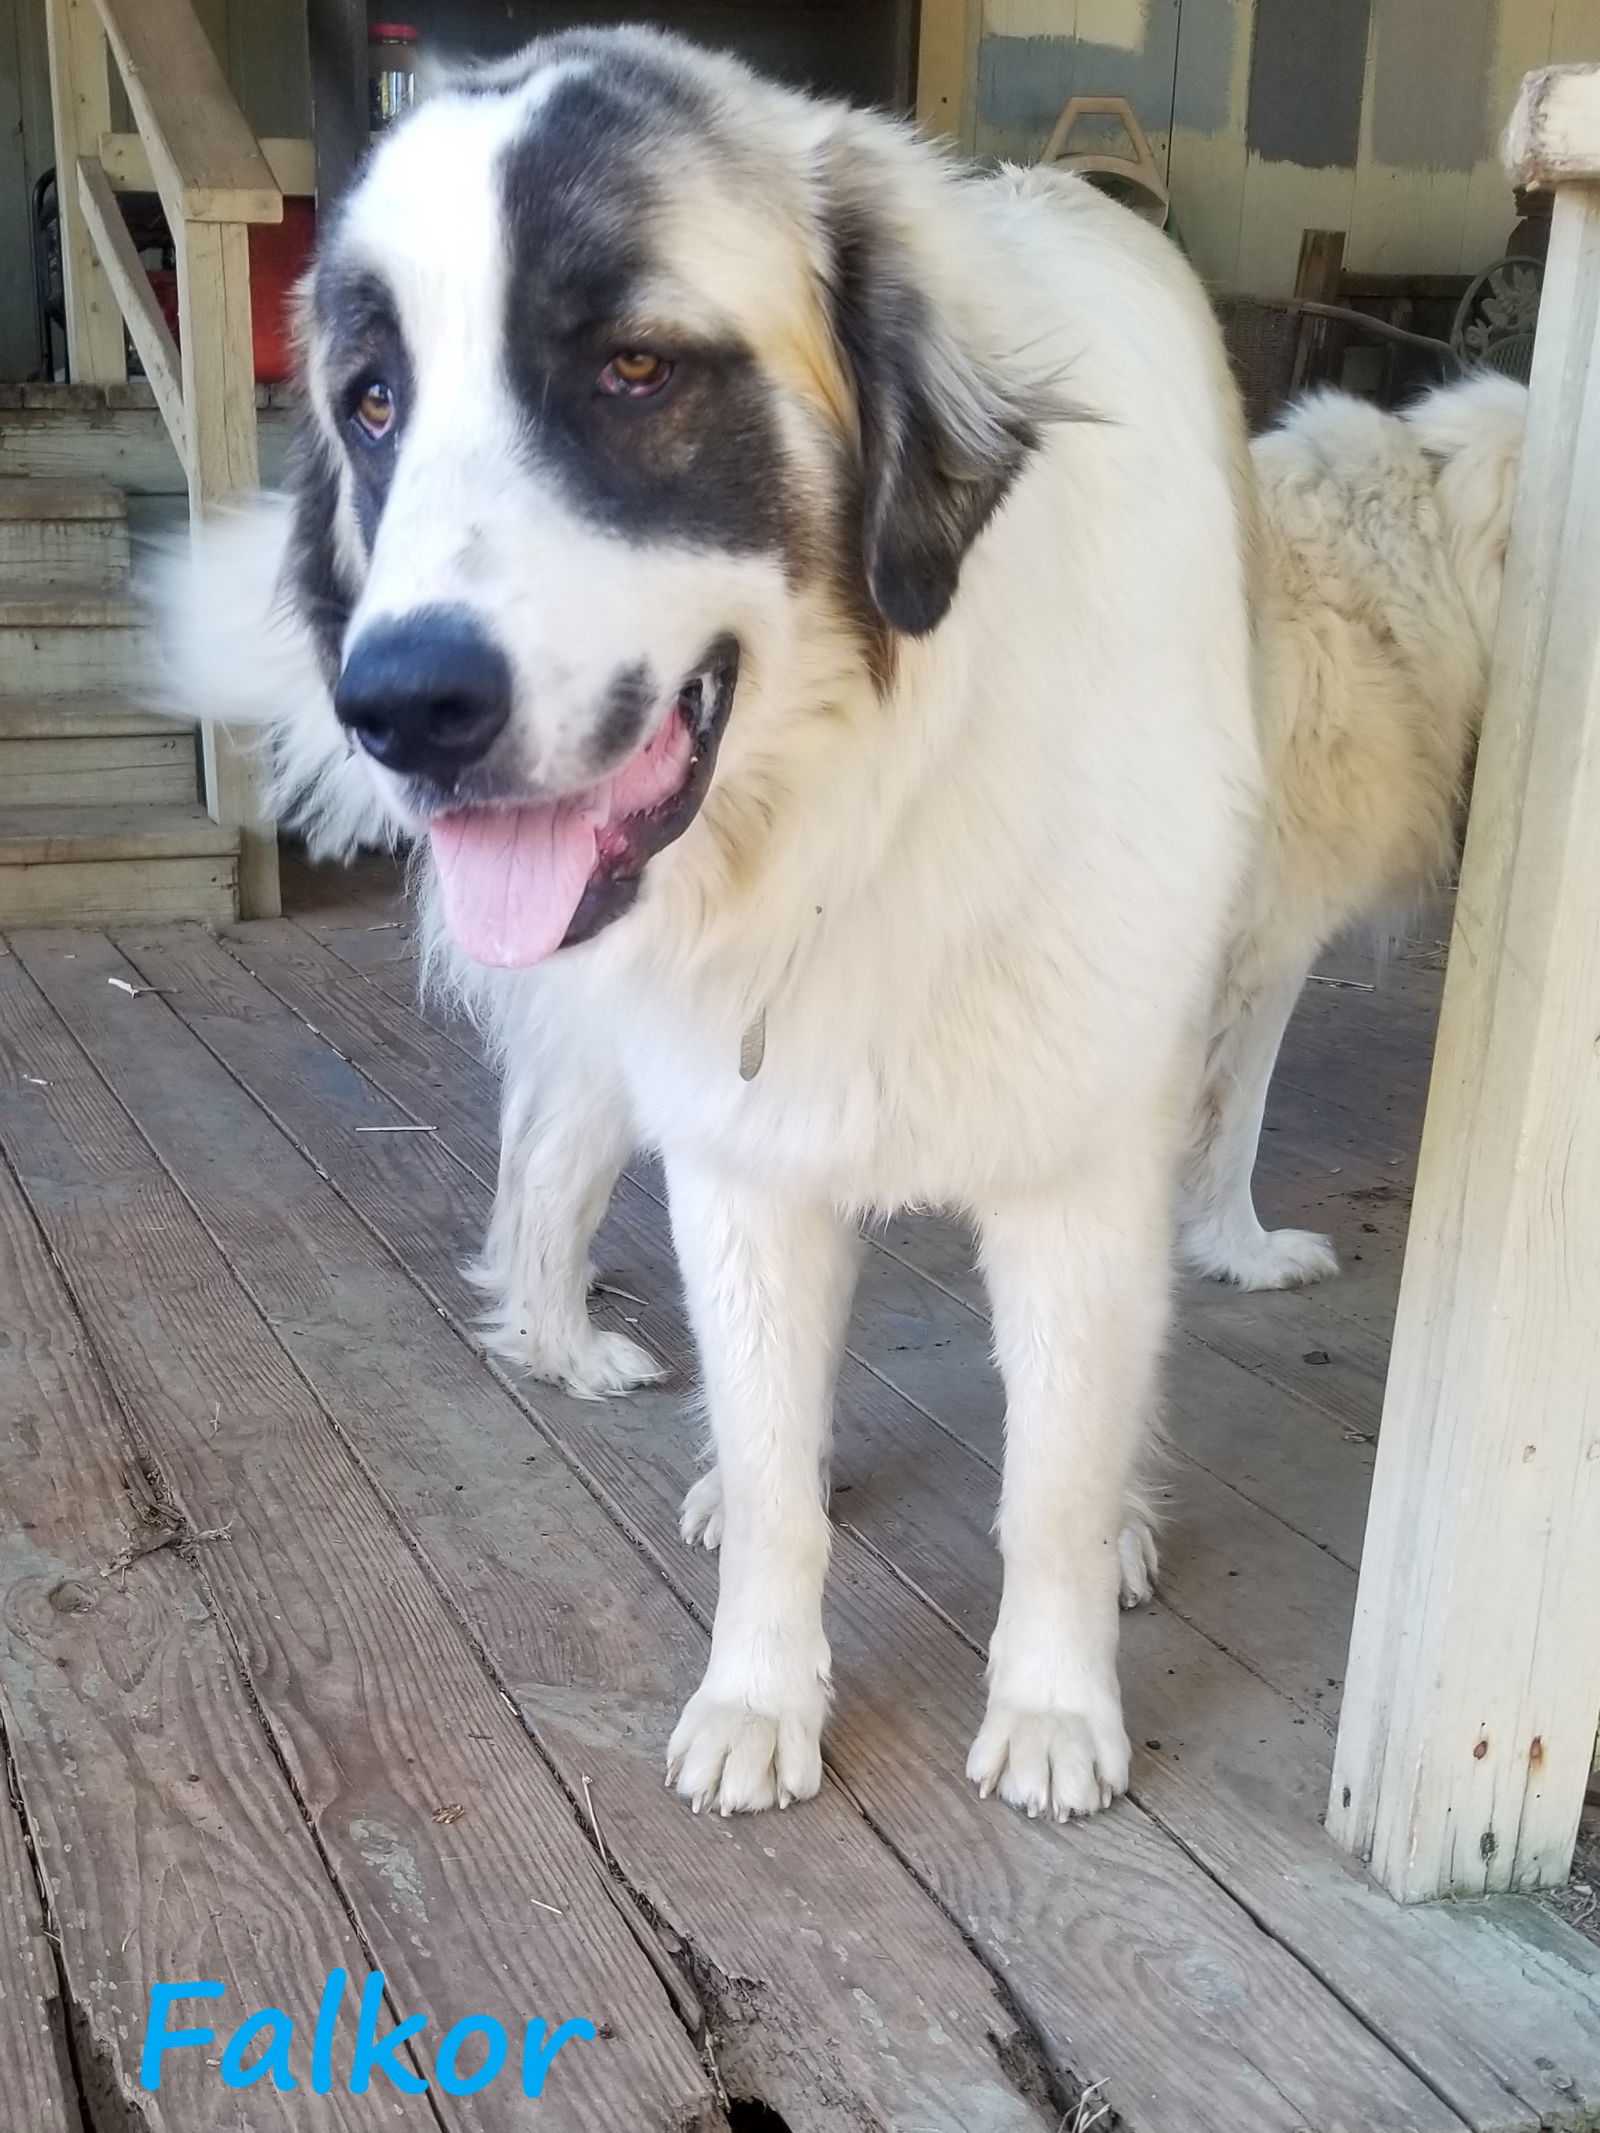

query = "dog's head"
[283,29,1045,965]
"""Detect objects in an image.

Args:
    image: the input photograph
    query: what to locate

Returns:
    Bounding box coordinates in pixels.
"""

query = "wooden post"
[1290,227,1347,392]
[176,217,281,917]
[1329,68,1600,1901]
[43,0,126,381]
[916,0,979,148]
[306,0,367,211]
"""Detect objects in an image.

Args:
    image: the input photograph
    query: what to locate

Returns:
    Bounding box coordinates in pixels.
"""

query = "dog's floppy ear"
[825,174,1047,637]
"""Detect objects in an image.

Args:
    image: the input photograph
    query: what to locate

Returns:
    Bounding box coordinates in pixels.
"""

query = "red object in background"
[140,198,316,385]
[147,263,179,349]
[248,198,317,382]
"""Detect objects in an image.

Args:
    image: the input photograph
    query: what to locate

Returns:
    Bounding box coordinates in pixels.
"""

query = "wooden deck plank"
[865,1214,1367,1656]
[217,910,1600,2133]
[153,920,1495,2133]
[0,1087,374,2129]
[54,933,1061,2133]
[0,1736,77,2133]
[0,941,718,2133]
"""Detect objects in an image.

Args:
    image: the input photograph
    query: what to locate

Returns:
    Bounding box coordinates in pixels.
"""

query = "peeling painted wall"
[1244,0,1371,170]
[977,3,1180,165]
[974,0,1600,294]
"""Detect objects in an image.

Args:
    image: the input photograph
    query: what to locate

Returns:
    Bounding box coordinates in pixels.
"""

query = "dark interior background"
[400,0,919,114]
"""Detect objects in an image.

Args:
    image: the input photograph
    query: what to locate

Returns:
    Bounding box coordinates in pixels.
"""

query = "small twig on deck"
[354,1124,436,1133]
[106,977,169,998]
[1306,974,1375,990]
[365,922,400,931]
[529,1897,565,1918]
[1060,2081,1112,2133]
[580,1773,614,1872]
[103,1517,233,1580]
[592,1281,647,1307]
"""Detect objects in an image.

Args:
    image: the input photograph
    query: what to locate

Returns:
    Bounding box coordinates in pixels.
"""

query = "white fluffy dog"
[159,29,1259,1820]
[1180,373,1526,1290]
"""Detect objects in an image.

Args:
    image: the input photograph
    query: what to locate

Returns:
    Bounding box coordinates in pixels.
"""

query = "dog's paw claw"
[667,1691,825,1817]
[1118,1518,1159,1608]
[679,1470,725,1550]
[967,1698,1130,1821]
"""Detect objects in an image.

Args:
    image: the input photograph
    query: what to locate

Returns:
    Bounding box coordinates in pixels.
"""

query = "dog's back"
[1180,372,1525,1290]
[1250,371,1526,940]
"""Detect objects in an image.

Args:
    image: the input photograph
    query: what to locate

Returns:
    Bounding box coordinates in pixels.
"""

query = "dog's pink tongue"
[430,804,597,967]
[428,708,695,968]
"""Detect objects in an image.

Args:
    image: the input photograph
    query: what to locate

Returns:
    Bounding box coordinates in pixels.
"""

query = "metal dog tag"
[738,1009,767,1081]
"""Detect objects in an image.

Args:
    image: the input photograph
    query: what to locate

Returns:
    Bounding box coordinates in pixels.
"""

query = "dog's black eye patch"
[312,262,412,542]
[494,70,798,563]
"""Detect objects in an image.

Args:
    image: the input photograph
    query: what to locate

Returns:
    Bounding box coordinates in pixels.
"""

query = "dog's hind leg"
[1177,949,1340,1290]
[665,1160,859,1814]
[472,1050,664,1398]
[967,1147,1168,1820]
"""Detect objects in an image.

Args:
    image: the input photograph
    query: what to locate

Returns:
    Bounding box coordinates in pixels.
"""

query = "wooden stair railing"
[43,0,292,917]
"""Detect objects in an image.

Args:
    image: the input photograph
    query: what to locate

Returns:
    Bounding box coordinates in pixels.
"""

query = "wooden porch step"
[0,804,238,925]
[0,693,188,741]
[0,732,198,807]
[0,584,145,693]
[0,697,198,807]
[0,478,126,519]
[0,587,141,628]
[0,479,130,586]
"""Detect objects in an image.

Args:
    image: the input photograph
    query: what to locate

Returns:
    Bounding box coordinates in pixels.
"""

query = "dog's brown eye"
[600,351,673,397]
[353,379,397,440]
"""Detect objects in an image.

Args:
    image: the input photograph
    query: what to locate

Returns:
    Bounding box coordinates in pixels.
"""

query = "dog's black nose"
[335,608,512,779]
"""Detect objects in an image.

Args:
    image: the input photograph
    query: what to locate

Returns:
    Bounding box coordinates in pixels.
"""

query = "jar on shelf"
[369,23,419,131]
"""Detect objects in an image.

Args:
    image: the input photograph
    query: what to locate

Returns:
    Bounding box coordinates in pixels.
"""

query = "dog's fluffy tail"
[1403,370,1527,652]
[149,496,398,860]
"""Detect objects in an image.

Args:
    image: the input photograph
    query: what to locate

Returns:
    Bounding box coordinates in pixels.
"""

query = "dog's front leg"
[474,1051,662,1399]
[969,1155,1168,1819]
[665,1158,858,1814]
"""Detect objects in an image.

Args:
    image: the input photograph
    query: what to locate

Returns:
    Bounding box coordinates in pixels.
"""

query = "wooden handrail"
[91,0,281,225]
[100,131,315,201]
[46,0,284,916]
[75,155,187,457]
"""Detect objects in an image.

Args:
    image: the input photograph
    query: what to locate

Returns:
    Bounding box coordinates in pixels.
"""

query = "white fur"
[156,40,1259,1820]
[1180,373,1526,1289]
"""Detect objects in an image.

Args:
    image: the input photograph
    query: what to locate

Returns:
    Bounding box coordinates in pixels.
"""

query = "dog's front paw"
[667,1683,827,1815]
[488,1318,665,1400]
[967,1694,1131,1821]
[679,1470,724,1550]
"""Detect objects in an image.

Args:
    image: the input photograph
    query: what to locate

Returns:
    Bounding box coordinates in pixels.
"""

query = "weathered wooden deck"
[2,853,1597,2133]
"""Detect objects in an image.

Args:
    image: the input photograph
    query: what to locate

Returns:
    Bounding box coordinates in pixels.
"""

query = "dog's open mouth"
[428,638,739,967]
